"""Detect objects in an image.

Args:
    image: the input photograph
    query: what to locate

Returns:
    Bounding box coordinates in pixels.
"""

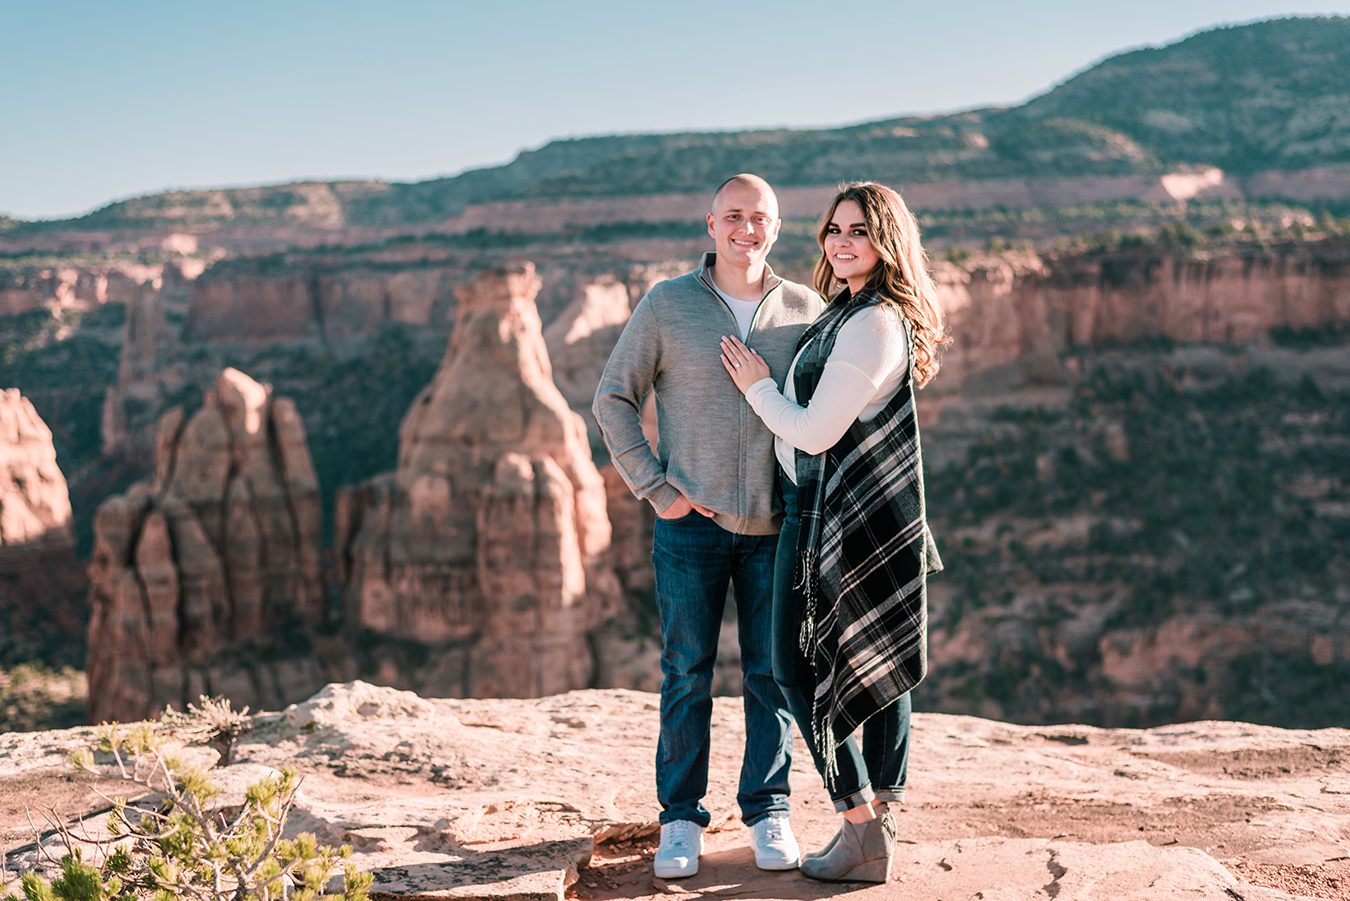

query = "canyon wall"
[931,239,1350,396]
[40,237,1350,728]
[0,262,162,317]
[184,264,466,343]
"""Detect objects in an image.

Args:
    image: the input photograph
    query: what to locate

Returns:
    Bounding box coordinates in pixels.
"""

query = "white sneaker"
[654,820,704,879]
[750,813,801,870]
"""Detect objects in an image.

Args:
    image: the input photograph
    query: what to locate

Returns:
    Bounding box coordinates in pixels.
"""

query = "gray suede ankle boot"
[804,802,890,864]
[799,808,896,883]
[801,823,844,864]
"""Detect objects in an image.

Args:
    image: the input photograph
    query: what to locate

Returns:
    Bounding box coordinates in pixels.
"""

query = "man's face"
[706,181,781,269]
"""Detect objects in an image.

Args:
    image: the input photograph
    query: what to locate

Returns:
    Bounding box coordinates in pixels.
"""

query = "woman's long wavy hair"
[812,182,947,388]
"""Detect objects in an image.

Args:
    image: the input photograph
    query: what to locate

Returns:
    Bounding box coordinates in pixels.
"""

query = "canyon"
[71,264,688,722]
[3,232,1346,728]
[3,19,1349,901]
[1,16,1347,734]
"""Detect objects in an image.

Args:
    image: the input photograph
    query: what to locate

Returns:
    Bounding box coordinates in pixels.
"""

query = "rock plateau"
[3,682,1347,901]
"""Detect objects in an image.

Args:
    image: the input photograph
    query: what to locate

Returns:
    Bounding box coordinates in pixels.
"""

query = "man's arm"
[593,297,682,515]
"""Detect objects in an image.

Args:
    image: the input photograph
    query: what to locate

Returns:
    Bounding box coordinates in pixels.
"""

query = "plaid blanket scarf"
[792,288,943,783]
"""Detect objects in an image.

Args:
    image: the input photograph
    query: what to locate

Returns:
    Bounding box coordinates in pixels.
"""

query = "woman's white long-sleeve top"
[744,304,909,484]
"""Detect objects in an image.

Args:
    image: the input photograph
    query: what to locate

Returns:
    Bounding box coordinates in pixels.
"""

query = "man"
[593,174,823,878]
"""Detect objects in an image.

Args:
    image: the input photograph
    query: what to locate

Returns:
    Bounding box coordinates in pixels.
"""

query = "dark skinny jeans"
[771,468,910,812]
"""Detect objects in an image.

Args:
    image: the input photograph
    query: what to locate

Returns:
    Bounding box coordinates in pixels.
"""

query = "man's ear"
[706,212,717,238]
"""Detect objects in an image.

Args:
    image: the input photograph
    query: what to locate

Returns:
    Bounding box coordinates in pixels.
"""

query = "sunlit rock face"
[85,368,325,723]
[0,389,85,665]
[932,239,1350,397]
[0,388,73,551]
[335,262,622,699]
[0,262,159,317]
[183,264,465,343]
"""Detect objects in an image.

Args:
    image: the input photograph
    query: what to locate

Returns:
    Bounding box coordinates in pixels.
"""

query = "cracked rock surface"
[3,681,1348,900]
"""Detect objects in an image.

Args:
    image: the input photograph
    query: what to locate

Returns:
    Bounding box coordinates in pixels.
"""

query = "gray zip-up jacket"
[593,252,823,535]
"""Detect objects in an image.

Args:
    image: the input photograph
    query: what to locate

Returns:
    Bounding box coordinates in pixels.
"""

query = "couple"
[594,174,944,884]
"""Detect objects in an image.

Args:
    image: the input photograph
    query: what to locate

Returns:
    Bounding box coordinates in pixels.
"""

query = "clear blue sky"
[3,1,1348,219]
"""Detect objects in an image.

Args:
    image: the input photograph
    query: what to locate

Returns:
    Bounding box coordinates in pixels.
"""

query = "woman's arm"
[744,362,880,454]
[720,306,908,454]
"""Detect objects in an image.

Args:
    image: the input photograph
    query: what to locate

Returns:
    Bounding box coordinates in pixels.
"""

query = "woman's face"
[822,199,880,288]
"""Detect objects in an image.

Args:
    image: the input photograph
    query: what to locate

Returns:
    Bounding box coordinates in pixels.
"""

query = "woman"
[720,181,945,883]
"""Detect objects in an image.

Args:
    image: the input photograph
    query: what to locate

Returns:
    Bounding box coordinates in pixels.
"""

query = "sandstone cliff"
[0,389,84,665]
[4,682,1347,901]
[18,233,1350,733]
[85,368,326,723]
[0,389,74,553]
[334,263,621,698]
[184,263,465,344]
[0,261,162,317]
[932,238,1350,397]
[100,278,189,462]
[542,274,633,457]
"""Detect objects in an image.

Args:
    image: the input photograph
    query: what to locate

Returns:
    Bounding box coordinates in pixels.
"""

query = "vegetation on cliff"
[3,703,371,901]
[926,347,1350,728]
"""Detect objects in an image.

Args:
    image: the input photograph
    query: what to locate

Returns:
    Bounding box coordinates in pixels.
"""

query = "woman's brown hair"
[811,182,947,387]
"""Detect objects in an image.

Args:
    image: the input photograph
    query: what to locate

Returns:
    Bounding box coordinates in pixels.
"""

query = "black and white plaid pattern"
[792,289,943,783]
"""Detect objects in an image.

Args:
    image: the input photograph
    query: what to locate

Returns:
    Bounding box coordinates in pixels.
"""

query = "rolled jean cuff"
[874,788,906,804]
[830,784,875,813]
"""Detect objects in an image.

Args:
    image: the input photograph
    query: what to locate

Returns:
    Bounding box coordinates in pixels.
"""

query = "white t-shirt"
[745,304,909,483]
[710,283,762,340]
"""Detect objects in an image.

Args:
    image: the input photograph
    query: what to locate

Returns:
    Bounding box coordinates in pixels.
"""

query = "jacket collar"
[697,252,783,300]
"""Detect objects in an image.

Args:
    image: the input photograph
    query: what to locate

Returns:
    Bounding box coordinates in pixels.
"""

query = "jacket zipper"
[698,268,781,530]
[698,270,781,342]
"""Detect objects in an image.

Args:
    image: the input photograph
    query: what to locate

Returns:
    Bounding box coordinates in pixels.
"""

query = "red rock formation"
[0,389,74,552]
[86,368,325,723]
[0,262,160,317]
[335,262,621,698]
[101,279,189,462]
[0,390,85,662]
[933,239,1350,395]
[539,262,686,429]
[543,275,632,455]
[184,264,465,343]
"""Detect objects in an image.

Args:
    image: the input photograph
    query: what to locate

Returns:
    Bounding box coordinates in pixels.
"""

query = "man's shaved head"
[706,173,782,271]
[711,173,779,217]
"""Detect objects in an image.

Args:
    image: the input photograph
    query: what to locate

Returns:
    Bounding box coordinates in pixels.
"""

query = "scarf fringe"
[795,547,819,653]
[818,725,841,787]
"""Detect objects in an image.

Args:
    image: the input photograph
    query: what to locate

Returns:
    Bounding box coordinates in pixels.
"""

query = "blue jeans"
[772,471,910,812]
[652,512,794,827]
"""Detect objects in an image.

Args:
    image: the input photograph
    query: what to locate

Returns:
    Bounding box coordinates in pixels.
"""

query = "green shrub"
[2,704,371,901]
